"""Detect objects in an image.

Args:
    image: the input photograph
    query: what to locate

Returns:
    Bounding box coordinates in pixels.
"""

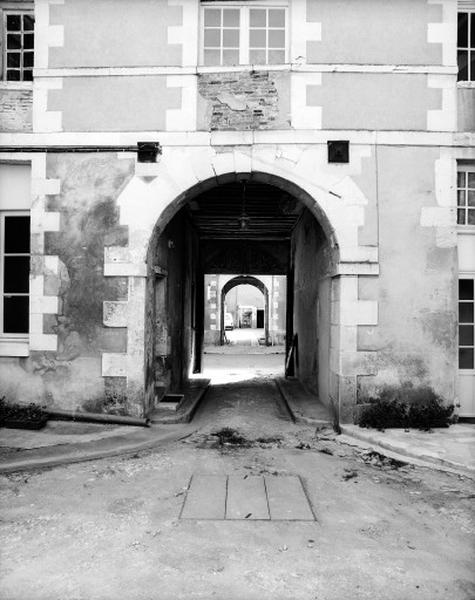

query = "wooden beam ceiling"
[186,182,303,239]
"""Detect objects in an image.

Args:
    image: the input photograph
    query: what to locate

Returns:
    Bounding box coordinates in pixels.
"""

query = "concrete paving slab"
[181,474,227,520]
[226,475,270,520]
[340,423,475,477]
[265,475,315,521]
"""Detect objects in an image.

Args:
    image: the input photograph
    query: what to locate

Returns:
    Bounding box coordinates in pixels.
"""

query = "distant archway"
[220,276,269,346]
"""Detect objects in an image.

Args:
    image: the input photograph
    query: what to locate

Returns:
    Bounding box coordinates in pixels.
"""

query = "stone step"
[275,377,334,428]
[149,379,210,424]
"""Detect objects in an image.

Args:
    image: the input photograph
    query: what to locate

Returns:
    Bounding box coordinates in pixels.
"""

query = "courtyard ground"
[1,360,474,600]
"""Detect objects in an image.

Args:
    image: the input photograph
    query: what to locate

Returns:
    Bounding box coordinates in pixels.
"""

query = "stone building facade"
[203,274,286,346]
[0,0,474,423]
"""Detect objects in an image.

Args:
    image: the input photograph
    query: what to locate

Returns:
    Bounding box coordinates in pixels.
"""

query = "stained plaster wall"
[21,153,134,413]
[358,146,458,405]
[292,209,336,404]
[306,0,442,65]
[146,210,196,401]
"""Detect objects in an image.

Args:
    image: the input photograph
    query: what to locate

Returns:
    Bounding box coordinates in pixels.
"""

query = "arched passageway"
[144,173,339,419]
[219,276,269,346]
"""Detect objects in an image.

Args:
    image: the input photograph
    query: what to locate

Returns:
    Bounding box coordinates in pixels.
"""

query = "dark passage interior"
[145,175,337,417]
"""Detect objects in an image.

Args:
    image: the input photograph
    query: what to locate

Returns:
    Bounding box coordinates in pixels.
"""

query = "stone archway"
[105,144,379,423]
[219,276,270,346]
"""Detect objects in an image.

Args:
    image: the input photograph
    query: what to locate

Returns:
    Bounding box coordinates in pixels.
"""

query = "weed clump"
[0,397,47,428]
[358,384,454,431]
[213,427,251,447]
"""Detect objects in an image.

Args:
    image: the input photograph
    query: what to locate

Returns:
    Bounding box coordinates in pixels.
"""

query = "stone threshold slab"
[180,474,316,521]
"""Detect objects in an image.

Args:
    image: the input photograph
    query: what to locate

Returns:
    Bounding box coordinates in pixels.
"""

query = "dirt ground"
[1,375,474,600]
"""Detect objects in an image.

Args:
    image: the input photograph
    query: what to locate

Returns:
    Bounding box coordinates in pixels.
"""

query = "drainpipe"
[45,408,151,427]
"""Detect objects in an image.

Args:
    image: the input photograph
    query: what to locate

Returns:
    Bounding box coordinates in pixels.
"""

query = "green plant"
[358,384,454,431]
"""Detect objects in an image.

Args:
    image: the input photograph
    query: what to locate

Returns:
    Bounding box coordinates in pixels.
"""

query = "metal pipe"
[45,408,151,427]
[0,145,140,153]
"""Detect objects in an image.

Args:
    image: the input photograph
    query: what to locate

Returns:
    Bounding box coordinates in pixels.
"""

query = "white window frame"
[457,163,475,228]
[0,2,34,85]
[0,210,30,356]
[199,2,288,67]
[457,7,475,82]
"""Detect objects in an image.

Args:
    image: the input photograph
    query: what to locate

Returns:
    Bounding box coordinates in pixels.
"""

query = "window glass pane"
[458,171,466,187]
[459,347,474,369]
[459,302,474,323]
[249,49,266,64]
[7,53,20,68]
[204,49,220,66]
[249,29,266,48]
[7,34,21,49]
[468,172,475,188]
[204,9,221,27]
[471,51,475,81]
[6,70,20,81]
[468,209,475,225]
[222,9,239,27]
[459,279,474,300]
[204,29,220,47]
[457,189,466,206]
[268,49,285,63]
[268,29,285,48]
[24,52,34,68]
[24,33,34,49]
[460,324,474,345]
[468,190,475,206]
[3,296,29,334]
[222,49,239,66]
[223,28,239,48]
[250,9,266,27]
[4,257,30,293]
[6,14,21,31]
[269,9,285,28]
[457,208,466,224]
[458,12,469,46]
[23,70,33,82]
[23,14,34,31]
[471,13,475,48]
[5,217,30,253]
[458,50,469,80]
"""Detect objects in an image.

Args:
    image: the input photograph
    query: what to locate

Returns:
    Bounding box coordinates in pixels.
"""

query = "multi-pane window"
[459,279,474,370]
[1,214,30,335]
[458,11,474,81]
[202,6,287,66]
[203,8,240,66]
[249,8,285,64]
[3,11,34,81]
[457,168,475,225]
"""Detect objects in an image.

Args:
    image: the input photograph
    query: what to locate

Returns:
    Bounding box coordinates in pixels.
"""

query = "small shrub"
[359,384,454,431]
[0,397,47,426]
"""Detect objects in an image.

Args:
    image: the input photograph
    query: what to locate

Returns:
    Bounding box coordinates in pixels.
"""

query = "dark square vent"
[327,140,349,163]
[137,141,161,163]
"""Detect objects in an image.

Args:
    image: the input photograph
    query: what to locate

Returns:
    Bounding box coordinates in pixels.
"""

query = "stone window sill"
[457,81,475,89]
[0,337,29,357]
[457,225,475,234]
[0,81,33,91]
